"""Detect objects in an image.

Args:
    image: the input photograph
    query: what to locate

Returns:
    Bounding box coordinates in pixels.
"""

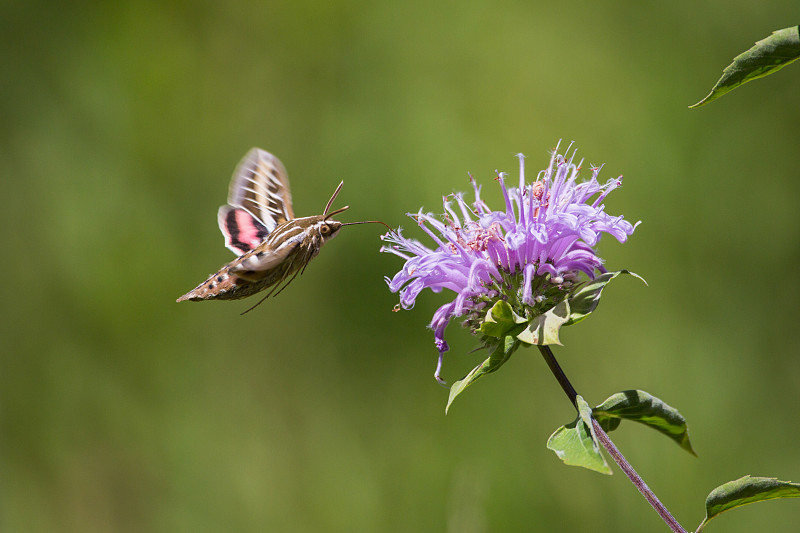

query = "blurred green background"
[2,1,799,532]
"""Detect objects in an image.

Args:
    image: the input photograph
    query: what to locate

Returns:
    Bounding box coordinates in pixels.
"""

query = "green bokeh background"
[3,2,799,532]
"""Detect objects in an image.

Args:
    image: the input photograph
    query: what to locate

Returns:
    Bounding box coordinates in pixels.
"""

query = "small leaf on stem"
[516,300,569,345]
[480,300,526,338]
[446,336,520,413]
[593,390,696,456]
[566,270,645,326]
[696,476,800,532]
[547,396,612,475]
[690,26,800,108]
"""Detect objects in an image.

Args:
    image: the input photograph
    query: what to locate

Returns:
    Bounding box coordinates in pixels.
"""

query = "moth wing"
[230,230,304,276]
[226,148,294,233]
[217,206,270,255]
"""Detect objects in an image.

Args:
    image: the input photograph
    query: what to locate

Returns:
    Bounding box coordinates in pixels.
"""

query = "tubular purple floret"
[522,263,537,306]
[497,173,516,218]
[455,193,477,224]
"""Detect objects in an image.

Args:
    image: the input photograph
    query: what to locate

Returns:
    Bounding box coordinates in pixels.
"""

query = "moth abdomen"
[176,268,236,302]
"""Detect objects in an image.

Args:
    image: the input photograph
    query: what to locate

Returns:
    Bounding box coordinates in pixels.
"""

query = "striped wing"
[217,148,295,255]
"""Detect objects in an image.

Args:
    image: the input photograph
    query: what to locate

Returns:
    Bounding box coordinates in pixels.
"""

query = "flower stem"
[537,345,687,533]
[537,344,579,406]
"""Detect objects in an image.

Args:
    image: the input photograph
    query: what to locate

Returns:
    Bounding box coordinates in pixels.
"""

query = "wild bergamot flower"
[381,142,639,386]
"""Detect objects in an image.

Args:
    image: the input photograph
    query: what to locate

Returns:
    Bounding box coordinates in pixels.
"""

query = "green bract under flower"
[381,143,640,384]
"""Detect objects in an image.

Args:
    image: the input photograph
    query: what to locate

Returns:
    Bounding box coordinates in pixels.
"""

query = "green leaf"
[690,26,800,108]
[480,300,526,338]
[445,336,519,413]
[696,476,800,532]
[516,300,570,345]
[547,396,611,475]
[593,390,696,456]
[566,270,645,326]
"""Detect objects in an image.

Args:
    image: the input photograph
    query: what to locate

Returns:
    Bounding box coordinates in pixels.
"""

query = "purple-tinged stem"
[538,345,687,533]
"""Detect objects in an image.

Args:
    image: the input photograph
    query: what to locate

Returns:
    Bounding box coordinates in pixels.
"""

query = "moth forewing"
[228,148,294,232]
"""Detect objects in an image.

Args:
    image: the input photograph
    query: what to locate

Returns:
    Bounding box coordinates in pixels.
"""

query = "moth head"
[318,219,343,240]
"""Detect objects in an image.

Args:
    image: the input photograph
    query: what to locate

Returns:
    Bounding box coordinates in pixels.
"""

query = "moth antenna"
[341,220,398,235]
[323,181,345,217]
[324,205,350,220]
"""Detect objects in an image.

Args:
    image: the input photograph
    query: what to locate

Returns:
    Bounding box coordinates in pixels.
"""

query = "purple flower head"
[382,142,639,383]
